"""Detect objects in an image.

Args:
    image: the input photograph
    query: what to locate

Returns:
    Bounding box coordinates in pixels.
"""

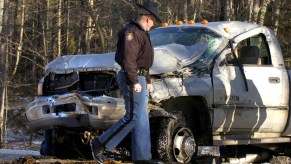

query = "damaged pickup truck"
[25,21,291,163]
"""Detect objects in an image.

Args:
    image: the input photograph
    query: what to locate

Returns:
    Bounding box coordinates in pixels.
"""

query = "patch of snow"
[0,149,40,156]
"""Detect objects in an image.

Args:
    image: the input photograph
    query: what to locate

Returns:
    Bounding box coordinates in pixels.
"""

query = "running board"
[198,146,220,157]
[213,137,291,145]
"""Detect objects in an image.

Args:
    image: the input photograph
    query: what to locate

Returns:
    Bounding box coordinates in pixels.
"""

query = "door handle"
[268,77,280,83]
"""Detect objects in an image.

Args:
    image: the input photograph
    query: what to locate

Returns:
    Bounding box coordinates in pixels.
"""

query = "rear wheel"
[151,115,197,163]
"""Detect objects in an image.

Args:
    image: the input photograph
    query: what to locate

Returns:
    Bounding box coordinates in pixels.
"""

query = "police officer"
[90,1,162,164]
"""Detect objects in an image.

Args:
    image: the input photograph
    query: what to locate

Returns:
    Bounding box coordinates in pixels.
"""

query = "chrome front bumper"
[25,93,125,131]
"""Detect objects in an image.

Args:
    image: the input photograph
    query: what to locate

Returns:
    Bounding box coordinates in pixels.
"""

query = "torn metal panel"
[151,74,213,103]
[151,78,186,102]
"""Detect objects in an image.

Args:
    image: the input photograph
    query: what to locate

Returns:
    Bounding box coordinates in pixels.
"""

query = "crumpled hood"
[151,42,207,74]
[45,42,207,75]
[45,52,120,74]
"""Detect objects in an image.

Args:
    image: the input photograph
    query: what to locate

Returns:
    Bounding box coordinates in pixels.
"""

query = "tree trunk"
[111,0,123,49]
[223,0,231,21]
[233,0,242,20]
[229,0,234,20]
[57,0,62,57]
[12,0,25,77]
[258,0,270,25]
[210,0,220,21]
[162,0,170,23]
[0,0,4,32]
[178,0,187,22]
[136,0,143,4]
[86,1,92,53]
[42,0,49,65]
[247,0,254,21]
[272,0,281,35]
[197,0,203,21]
[252,0,260,23]
[0,0,9,147]
[187,0,195,21]
[65,0,69,54]
[83,0,105,53]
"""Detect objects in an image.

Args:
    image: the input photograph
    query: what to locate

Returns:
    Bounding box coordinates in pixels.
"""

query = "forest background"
[0,0,290,147]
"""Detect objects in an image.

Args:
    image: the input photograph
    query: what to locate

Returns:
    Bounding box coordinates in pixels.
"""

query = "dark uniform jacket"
[115,21,154,85]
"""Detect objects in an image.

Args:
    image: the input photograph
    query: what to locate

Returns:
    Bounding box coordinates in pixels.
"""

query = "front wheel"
[151,116,197,163]
[40,129,92,159]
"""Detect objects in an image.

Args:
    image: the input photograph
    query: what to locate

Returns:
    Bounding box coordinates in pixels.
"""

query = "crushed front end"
[25,53,125,131]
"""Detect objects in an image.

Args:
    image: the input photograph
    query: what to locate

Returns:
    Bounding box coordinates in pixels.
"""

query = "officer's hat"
[137,1,162,23]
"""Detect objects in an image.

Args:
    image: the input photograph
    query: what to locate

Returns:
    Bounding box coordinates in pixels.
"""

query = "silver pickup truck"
[25,21,291,163]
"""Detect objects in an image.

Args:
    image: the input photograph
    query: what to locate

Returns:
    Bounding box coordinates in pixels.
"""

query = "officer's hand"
[147,84,154,92]
[134,83,142,92]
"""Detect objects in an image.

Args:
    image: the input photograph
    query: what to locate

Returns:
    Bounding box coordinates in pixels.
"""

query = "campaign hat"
[137,1,162,23]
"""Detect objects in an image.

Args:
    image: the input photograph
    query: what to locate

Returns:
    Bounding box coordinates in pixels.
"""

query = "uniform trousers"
[98,71,152,161]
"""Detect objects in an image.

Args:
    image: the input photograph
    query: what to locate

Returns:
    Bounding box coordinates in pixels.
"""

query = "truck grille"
[43,71,119,97]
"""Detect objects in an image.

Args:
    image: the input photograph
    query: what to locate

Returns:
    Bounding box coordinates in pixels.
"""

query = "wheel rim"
[172,127,196,163]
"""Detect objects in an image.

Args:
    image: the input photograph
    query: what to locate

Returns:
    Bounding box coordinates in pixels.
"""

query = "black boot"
[90,138,105,164]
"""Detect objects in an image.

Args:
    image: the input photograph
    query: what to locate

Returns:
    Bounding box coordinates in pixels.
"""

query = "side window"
[236,34,272,65]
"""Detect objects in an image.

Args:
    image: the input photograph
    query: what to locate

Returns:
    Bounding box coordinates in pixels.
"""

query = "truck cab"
[210,22,290,141]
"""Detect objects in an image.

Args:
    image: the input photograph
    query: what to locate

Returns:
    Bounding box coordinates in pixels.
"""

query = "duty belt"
[137,68,149,76]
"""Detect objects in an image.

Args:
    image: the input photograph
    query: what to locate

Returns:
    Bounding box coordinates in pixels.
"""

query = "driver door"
[212,32,288,135]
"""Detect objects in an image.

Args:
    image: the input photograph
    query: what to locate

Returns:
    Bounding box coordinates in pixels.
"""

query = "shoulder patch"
[126,32,134,41]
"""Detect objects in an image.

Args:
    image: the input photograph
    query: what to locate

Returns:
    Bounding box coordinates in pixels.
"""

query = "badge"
[126,32,134,41]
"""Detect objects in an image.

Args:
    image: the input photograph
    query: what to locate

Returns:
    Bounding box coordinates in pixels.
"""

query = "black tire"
[40,129,54,156]
[40,129,92,159]
[54,131,92,159]
[151,115,197,163]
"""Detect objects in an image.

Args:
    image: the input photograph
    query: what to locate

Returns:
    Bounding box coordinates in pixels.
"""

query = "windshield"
[150,27,229,67]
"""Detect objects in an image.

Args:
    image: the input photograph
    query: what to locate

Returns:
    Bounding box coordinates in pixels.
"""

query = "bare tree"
[187,0,196,21]
[111,0,123,48]
[83,0,105,53]
[222,0,231,21]
[272,0,281,35]
[178,0,187,22]
[11,0,25,78]
[258,0,270,25]
[209,0,221,21]
[0,0,9,147]
[85,1,93,54]
[252,0,260,23]
[136,0,143,4]
[197,0,204,21]
[0,0,3,32]
[247,0,254,21]
[161,0,169,23]
[43,0,50,65]
[57,0,62,57]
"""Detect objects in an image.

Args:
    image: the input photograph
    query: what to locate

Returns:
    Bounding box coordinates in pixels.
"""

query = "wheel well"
[161,96,213,146]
